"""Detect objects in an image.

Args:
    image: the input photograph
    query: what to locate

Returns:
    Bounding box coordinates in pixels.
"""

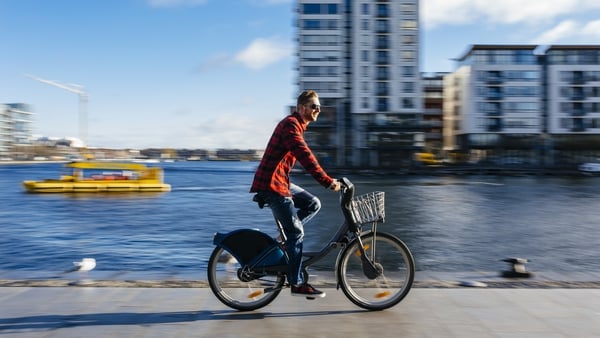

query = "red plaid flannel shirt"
[250,112,334,197]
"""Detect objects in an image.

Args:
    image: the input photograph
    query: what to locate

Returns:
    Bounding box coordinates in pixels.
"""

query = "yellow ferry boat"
[22,161,171,193]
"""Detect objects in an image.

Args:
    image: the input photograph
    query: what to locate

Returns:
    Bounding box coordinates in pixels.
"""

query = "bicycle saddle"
[253,194,267,209]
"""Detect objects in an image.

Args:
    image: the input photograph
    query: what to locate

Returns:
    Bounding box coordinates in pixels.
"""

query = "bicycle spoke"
[208,246,285,311]
[338,232,414,310]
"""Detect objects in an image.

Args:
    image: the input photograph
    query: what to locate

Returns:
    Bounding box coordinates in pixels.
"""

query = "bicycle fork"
[354,227,383,280]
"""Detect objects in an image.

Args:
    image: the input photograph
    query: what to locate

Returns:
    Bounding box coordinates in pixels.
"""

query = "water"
[1,161,599,277]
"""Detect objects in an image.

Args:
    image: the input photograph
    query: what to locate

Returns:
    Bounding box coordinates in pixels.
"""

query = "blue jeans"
[258,184,321,286]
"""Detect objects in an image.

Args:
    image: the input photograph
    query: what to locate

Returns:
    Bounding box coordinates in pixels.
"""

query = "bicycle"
[207,177,415,311]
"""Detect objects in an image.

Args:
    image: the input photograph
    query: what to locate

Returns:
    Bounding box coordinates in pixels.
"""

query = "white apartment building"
[547,46,600,135]
[444,45,542,160]
[0,103,34,159]
[296,0,422,168]
[445,44,600,165]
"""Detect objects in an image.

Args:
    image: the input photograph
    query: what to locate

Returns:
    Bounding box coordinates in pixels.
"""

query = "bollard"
[501,257,533,278]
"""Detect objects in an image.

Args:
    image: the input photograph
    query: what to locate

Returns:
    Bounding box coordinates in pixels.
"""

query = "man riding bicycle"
[250,90,341,298]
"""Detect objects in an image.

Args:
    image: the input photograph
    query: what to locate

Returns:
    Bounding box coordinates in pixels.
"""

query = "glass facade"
[297,0,422,168]
[0,103,34,158]
[447,45,600,165]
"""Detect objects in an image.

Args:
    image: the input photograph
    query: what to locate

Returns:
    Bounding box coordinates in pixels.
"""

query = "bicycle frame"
[212,177,379,285]
[209,177,414,311]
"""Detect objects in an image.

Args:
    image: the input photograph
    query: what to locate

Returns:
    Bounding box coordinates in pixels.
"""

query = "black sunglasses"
[306,103,321,110]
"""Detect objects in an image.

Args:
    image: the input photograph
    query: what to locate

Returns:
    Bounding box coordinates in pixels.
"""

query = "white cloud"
[581,20,600,38]
[532,19,600,44]
[146,0,208,7]
[422,0,600,29]
[532,20,579,44]
[233,37,293,70]
[196,36,292,72]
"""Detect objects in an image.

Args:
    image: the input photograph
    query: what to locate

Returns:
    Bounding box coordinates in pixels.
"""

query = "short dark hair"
[297,90,318,106]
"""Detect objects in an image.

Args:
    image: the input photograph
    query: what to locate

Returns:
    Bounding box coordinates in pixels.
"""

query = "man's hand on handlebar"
[329,179,342,192]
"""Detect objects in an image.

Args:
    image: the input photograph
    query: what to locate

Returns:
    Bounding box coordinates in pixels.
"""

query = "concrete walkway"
[1,287,599,337]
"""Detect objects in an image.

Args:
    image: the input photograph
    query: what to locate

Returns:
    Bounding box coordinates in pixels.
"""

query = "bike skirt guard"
[213,229,287,268]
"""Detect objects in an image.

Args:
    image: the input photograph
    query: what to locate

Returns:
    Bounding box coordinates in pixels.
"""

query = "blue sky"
[1,0,599,149]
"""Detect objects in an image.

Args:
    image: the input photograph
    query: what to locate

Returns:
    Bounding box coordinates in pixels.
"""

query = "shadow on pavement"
[0,308,365,332]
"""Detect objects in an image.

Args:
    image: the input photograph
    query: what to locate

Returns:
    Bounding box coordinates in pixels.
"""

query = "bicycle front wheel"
[337,231,414,311]
[207,246,285,311]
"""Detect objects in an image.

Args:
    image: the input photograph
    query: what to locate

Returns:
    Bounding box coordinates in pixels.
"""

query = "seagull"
[64,258,96,273]
[64,258,96,285]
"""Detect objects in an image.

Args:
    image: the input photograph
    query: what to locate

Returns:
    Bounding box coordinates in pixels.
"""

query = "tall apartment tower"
[0,103,34,159]
[295,0,422,168]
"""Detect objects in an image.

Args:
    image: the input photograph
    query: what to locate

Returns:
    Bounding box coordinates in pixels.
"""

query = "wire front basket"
[350,191,385,224]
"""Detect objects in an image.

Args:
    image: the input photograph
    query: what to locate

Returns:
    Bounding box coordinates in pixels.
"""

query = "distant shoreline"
[0,160,69,165]
[0,160,586,176]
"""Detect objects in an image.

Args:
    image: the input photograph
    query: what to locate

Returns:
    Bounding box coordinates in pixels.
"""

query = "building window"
[362,97,369,109]
[400,20,417,30]
[376,51,389,64]
[376,4,389,17]
[362,66,369,77]
[362,82,369,92]
[402,66,415,77]
[376,82,389,96]
[302,19,338,30]
[402,98,415,109]
[361,19,369,30]
[302,4,339,14]
[377,98,388,111]
[401,50,415,61]
[375,20,389,33]
[301,50,340,61]
[361,50,369,62]
[361,3,369,15]
[401,34,416,44]
[402,82,415,93]
[301,35,340,46]
[400,3,416,13]
[327,4,338,14]
[376,66,389,80]
[514,49,536,64]
[302,4,320,14]
[376,35,389,49]
[301,66,340,77]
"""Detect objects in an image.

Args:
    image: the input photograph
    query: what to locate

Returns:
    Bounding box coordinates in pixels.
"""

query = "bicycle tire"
[207,246,285,311]
[337,231,414,311]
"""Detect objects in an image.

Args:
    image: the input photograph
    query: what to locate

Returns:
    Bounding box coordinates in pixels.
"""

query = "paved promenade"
[1,286,599,338]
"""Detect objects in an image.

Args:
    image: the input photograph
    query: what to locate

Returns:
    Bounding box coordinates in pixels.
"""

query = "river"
[1,161,598,278]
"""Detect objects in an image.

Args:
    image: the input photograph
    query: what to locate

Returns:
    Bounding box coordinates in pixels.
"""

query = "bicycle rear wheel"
[207,246,285,311]
[337,231,414,311]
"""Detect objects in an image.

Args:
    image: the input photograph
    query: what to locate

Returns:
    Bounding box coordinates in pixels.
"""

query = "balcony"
[571,118,586,132]
[486,110,503,117]
[486,76,504,84]
[570,93,585,101]
[486,93,503,100]
[376,58,390,65]
[376,89,389,96]
[487,123,503,132]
